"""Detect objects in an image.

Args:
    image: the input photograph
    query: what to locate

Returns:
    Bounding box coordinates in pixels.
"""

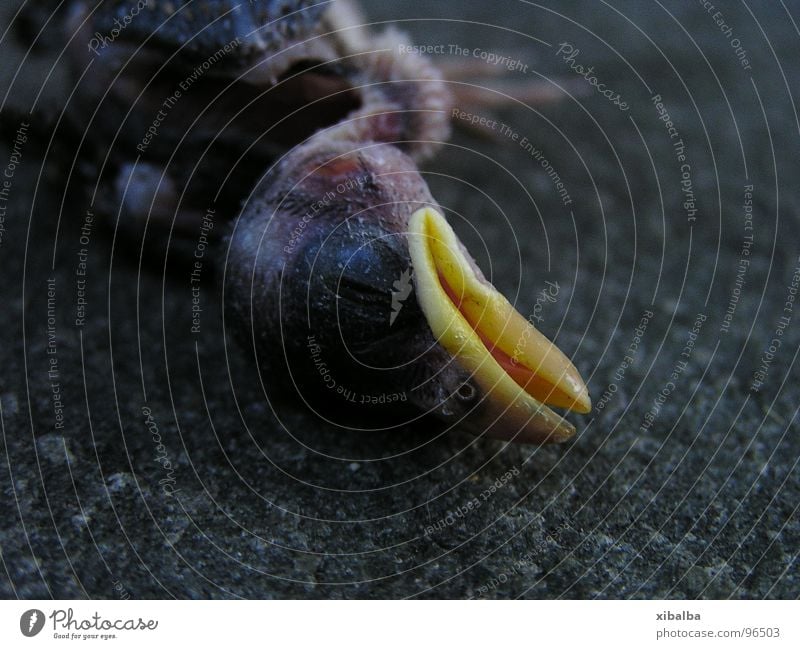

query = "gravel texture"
[1,0,798,598]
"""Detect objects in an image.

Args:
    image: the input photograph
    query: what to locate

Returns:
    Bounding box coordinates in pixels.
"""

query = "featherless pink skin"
[22,0,590,441]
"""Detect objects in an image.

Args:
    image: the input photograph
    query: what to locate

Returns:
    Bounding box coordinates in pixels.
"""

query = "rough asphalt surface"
[1,1,798,598]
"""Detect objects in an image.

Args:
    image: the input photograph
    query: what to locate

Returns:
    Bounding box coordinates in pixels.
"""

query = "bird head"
[225,134,589,443]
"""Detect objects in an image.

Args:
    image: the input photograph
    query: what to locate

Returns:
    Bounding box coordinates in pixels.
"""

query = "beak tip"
[574,392,592,415]
[409,206,592,444]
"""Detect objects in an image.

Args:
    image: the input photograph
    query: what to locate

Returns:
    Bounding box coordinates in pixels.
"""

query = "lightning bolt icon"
[390,268,414,326]
[28,611,38,632]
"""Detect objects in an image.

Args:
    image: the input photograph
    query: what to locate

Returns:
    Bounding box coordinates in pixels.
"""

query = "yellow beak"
[408,207,590,444]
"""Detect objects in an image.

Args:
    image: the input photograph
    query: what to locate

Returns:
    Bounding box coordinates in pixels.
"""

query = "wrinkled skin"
[224,138,482,429]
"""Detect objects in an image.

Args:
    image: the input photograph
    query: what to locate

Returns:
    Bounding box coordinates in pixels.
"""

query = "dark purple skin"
[224,136,479,426]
